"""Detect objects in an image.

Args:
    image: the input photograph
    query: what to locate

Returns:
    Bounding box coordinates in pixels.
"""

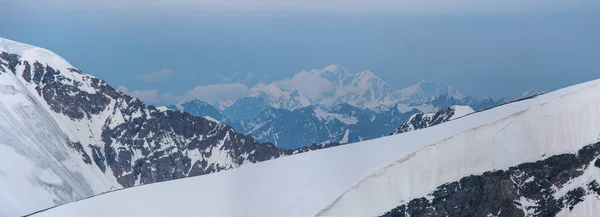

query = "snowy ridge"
[517,88,546,100]
[448,105,474,120]
[392,105,474,135]
[31,75,600,216]
[398,80,464,102]
[318,79,600,217]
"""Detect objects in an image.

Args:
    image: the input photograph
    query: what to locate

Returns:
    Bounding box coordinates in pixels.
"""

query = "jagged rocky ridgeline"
[0,38,344,216]
[391,105,475,135]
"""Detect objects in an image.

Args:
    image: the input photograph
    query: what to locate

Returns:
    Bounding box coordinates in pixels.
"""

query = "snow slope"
[0,61,115,216]
[448,105,474,120]
[32,77,600,216]
[319,80,600,217]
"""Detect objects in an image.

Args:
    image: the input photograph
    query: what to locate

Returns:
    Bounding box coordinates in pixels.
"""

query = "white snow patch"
[449,105,475,120]
[203,116,220,124]
[339,129,350,144]
[313,107,358,125]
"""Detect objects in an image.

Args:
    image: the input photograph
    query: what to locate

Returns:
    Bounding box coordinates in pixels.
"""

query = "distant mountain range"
[217,65,466,121]
[517,88,546,99]
[169,66,547,149]
[169,66,538,149]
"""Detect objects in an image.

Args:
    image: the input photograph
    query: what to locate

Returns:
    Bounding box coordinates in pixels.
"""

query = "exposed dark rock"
[66,140,92,165]
[0,51,20,73]
[90,145,106,172]
[378,142,600,217]
[22,61,31,82]
[392,106,461,135]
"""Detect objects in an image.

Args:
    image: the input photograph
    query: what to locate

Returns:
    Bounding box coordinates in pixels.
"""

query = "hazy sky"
[2,0,600,104]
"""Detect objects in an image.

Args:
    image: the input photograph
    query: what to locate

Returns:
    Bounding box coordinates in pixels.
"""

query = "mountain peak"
[518,88,546,99]
[249,83,284,98]
[0,38,36,56]
[399,80,463,101]
[316,64,352,80]
[357,69,376,78]
[322,64,347,73]
[1,38,77,70]
[417,80,435,85]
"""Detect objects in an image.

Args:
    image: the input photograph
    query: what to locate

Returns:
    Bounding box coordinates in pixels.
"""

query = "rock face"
[378,142,600,217]
[0,38,319,195]
[392,105,474,135]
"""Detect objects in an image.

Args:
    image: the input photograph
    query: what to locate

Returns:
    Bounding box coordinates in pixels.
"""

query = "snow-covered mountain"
[0,38,322,216]
[391,105,474,135]
[398,80,464,102]
[172,94,503,149]
[396,93,507,113]
[168,99,227,122]
[222,83,313,120]
[230,104,417,149]
[517,88,546,100]
[218,65,489,121]
[32,77,600,217]
[300,65,464,108]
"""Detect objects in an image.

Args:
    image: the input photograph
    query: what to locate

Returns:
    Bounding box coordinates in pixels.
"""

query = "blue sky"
[2,0,600,104]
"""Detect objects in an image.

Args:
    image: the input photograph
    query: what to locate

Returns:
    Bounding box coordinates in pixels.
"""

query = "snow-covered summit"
[0,38,41,56]
[448,105,475,120]
[0,38,75,72]
[320,64,350,75]
[399,80,464,101]
[517,88,546,99]
[248,83,285,98]
[249,65,405,109]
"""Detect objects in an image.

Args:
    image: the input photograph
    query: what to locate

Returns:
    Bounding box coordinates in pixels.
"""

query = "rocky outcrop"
[0,49,337,189]
[392,106,474,135]
[378,142,600,217]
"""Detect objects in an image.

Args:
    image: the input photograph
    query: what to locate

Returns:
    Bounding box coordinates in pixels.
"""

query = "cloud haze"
[116,85,161,103]
[274,71,332,99]
[163,83,250,104]
[117,83,250,105]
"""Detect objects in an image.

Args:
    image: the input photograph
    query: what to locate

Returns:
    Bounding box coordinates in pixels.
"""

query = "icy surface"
[0,73,114,216]
[32,75,600,217]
